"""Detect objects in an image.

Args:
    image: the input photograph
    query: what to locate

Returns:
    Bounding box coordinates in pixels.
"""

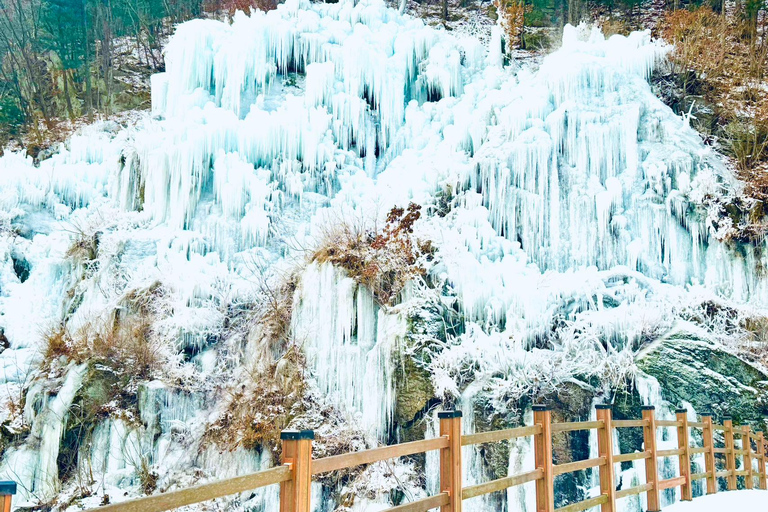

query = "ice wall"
[0,0,765,509]
[292,262,401,440]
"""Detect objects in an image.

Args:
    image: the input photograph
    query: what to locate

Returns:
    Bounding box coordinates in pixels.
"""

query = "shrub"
[203,349,307,455]
[660,6,768,240]
[43,281,174,386]
[723,119,768,172]
[494,0,526,51]
[312,204,433,306]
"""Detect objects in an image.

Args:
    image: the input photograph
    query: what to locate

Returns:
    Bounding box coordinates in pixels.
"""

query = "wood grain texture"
[595,408,616,512]
[534,408,555,512]
[384,493,450,512]
[642,408,661,512]
[703,415,717,495]
[313,437,449,474]
[551,421,603,433]
[462,469,544,499]
[613,451,650,463]
[676,411,692,501]
[552,457,605,476]
[554,494,608,512]
[461,425,542,446]
[724,420,738,490]
[94,466,290,512]
[615,483,653,499]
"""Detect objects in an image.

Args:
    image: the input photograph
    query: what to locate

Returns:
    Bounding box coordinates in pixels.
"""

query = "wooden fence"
[2,405,766,512]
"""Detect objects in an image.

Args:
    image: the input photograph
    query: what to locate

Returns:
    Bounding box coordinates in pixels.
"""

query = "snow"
[663,490,768,511]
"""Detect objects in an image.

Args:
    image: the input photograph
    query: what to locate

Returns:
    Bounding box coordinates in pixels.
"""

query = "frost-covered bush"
[312,203,433,306]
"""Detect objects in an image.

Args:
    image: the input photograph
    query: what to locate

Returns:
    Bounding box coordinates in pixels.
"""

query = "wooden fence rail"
[2,406,766,512]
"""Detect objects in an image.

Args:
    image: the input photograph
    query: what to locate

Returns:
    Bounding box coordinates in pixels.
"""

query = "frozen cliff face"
[0,0,766,509]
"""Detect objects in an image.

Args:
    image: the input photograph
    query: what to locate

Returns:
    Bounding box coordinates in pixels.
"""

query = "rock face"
[638,326,768,427]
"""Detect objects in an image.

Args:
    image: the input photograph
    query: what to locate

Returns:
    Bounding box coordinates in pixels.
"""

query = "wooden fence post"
[723,417,737,491]
[757,431,767,490]
[743,425,753,490]
[0,482,16,512]
[439,411,463,512]
[642,406,661,512]
[533,405,554,512]
[280,429,313,512]
[595,405,616,512]
[701,412,717,495]
[676,408,692,501]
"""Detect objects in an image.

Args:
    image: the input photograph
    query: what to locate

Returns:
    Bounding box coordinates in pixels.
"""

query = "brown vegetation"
[43,318,163,383]
[494,0,526,50]
[203,347,306,455]
[660,6,768,241]
[204,0,276,15]
[313,204,433,306]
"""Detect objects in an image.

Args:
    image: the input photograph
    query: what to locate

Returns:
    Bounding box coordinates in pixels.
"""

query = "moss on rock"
[638,329,768,427]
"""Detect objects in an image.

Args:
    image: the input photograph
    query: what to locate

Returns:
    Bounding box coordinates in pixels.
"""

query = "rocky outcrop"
[638,326,768,428]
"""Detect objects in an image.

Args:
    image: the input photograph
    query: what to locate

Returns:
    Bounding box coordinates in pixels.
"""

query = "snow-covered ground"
[664,490,768,511]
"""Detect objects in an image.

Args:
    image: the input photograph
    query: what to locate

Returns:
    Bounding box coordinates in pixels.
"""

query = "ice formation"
[0,0,766,510]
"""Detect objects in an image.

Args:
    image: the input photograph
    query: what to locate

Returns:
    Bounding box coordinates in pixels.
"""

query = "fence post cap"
[595,404,612,410]
[531,404,550,412]
[640,405,655,410]
[280,429,314,441]
[722,415,733,421]
[675,408,688,414]
[0,481,16,495]
[700,411,713,417]
[437,410,462,419]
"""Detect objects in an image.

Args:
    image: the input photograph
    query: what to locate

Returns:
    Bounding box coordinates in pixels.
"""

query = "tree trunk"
[82,0,93,121]
[62,68,75,119]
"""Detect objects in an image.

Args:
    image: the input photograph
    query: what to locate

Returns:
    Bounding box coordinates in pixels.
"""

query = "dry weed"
[312,204,433,306]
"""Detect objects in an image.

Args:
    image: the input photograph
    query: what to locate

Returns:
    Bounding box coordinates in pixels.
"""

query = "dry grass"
[43,282,171,388]
[43,318,163,383]
[312,204,433,306]
[660,6,768,242]
[203,347,306,455]
[494,0,526,51]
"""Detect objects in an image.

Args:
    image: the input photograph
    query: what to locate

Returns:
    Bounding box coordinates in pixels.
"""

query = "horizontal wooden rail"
[313,437,448,474]
[93,465,290,512]
[551,420,603,433]
[714,447,727,454]
[658,476,686,490]
[689,447,707,454]
[555,494,609,512]
[689,422,706,428]
[462,469,543,499]
[613,451,650,463]
[461,425,542,446]
[616,483,653,499]
[553,457,605,476]
[691,472,711,480]
[386,493,449,512]
[716,470,734,477]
